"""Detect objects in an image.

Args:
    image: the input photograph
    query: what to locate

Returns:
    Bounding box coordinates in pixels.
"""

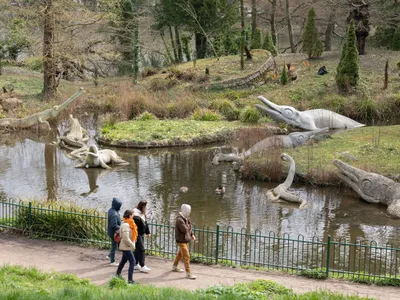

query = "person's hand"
[192,235,196,241]
[146,234,150,238]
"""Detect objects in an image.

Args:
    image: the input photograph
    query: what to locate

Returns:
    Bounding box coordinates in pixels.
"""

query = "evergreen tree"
[251,28,262,49]
[181,35,191,61]
[336,20,359,92]
[262,32,277,56]
[280,63,288,85]
[392,27,400,51]
[314,39,324,58]
[302,8,319,59]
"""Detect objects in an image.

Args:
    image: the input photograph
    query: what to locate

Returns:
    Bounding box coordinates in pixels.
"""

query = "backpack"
[113,229,121,243]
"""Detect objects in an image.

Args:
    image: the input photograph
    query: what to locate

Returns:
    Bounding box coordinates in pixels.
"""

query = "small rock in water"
[179,187,188,193]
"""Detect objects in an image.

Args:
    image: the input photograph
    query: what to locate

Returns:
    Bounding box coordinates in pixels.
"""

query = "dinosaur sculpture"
[56,114,89,148]
[0,88,84,131]
[255,96,365,130]
[75,145,129,169]
[266,153,308,209]
[333,159,400,218]
[211,128,329,165]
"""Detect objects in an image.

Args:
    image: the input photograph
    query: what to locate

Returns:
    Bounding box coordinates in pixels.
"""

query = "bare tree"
[251,0,257,38]
[269,0,278,46]
[43,0,57,99]
[285,0,296,53]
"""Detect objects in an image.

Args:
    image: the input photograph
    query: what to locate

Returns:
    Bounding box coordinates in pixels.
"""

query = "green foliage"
[392,27,400,51]
[314,39,324,58]
[136,111,157,121]
[109,276,128,289]
[24,56,44,72]
[191,108,222,121]
[210,99,240,121]
[5,18,31,60]
[302,8,320,59]
[239,106,261,123]
[280,64,288,85]
[262,32,277,56]
[371,25,397,49]
[182,35,191,61]
[336,20,359,92]
[251,28,262,50]
[223,29,240,55]
[299,269,327,279]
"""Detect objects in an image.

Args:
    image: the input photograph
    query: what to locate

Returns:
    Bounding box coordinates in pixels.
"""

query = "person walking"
[107,197,122,266]
[133,200,151,273]
[116,209,138,284]
[172,204,197,279]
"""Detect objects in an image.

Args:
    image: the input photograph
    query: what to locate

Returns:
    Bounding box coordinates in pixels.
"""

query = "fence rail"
[1,200,399,281]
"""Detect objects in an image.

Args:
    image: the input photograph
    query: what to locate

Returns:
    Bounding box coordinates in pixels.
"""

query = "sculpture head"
[287,127,329,148]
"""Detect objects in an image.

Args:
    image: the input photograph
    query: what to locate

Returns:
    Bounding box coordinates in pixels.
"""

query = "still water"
[1,127,400,247]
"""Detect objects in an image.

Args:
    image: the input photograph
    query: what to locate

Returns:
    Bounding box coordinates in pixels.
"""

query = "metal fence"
[1,199,399,281]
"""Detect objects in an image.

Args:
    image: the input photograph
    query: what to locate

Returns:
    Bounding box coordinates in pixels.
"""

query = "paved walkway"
[0,233,398,299]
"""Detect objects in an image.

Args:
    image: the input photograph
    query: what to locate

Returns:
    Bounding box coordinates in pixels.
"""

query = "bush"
[299,269,327,279]
[371,25,396,49]
[136,111,157,121]
[336,20,359,92]
[141,66,158,78]
[24,56,43,72]
[280,63,288,85]
[149,78,178,91]
[210,99,240,121]
[240,106,261,123]
[262,32,278,56]
[314,39,324,58]
[191,108,222,121]
[302,8,319,59]
[392,27,400,51]
[251,28,262,50]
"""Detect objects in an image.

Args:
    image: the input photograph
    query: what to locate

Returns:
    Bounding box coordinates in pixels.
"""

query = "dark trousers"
[117,250,136,282]
[134,235,145,267]
[108,238,118,263]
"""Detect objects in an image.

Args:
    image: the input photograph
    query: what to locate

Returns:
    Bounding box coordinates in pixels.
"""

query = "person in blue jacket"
[107,197,122,265]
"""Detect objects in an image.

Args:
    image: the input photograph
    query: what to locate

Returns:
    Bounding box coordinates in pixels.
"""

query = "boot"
[186,272,196,280]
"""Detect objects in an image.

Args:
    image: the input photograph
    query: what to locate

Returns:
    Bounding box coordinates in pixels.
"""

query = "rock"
[2,98,22,111]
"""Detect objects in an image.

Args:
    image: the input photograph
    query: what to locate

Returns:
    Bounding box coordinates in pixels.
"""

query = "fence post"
[28,202,32,234]
[215,224,220,265]
[325,235,331,278]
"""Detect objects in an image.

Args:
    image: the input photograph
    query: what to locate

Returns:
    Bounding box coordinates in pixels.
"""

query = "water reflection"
[1,131,400,247]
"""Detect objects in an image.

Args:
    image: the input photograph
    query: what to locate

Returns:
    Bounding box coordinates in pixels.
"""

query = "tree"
[280,63,288,85]
[268,0,278,46]
[392,27,400,50]
[251,0,257,39]
[262,32,277,56]
[43,0,57,99]
[251,28,262,49]
[336,20,359,92]
[302,8,323,59]
[5,18,31,60]
[240,0,245,70]
[285,0,295,53]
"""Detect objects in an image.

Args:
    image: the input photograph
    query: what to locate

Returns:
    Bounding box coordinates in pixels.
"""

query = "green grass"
[0,265,375,300]
[100,119,245,144]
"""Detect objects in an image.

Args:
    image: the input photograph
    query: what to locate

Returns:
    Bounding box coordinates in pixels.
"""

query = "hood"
[112,197,122,211]
[180,204,191,219]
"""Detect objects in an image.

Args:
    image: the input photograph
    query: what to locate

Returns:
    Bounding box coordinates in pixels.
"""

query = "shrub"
[280,63,288,85]
[240,106,261,123]
[336,20,359,92]
[262,32,278,56]
[371,25,396,49]
[181,35,191,61]
[314,39,324,58]
[136,111,157,121]
[302,8,319,59]
[251,28,262,49]
[191,108,222,121]
[392,27,400,51]
[24,56,43,72]
[141,66,158,78]
[299,269,327,279]
[210,99,240,121]
[149,78,178,91]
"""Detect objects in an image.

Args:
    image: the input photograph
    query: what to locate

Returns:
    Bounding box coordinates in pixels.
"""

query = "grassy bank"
[240,125,400,185]
[0,265,374,299]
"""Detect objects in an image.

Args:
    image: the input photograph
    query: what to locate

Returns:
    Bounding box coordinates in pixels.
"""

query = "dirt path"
[0,233,398,299]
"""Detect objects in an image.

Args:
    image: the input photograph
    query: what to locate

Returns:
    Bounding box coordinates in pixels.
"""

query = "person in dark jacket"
[107,197,122,265]
[133,200,151,273]
[172,204,196,279]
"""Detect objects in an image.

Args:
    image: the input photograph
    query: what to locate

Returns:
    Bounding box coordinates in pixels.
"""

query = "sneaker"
[110,262,118,266]
[186,272,197,280]
[140,266,151,273]
[134,264,141,270]
[106,255,110,260]
[172,265,184,272]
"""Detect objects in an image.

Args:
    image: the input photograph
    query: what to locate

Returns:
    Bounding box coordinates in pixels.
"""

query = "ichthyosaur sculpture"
[255,96,365,130]
[55,114,89,148]
[266,153,308,209]
[211,127,329,165]
[333,159,400,218]
[75,145,129,169]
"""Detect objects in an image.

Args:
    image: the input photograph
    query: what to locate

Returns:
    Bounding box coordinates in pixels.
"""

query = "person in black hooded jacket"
[133,200,151,272]
[107,197,122,265]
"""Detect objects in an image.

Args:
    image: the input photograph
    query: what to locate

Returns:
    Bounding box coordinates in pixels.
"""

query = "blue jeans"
[109,238,118,263]
[116,250,136,282]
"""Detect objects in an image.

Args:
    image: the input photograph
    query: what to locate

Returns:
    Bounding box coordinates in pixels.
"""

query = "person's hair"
[123,209,133,219]
[136,200,148,214]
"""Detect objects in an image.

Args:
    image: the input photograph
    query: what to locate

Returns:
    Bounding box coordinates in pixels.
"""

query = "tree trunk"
[285,0,295,53]
[324,7,337,51]
[43,0,57,100]
[240,0,245,70]
[133,19,140,82]
[383,59,389,89]
[160,31,173,63]
[175,26,183,62]
[195,32,207,59]
[168,26,178,62]
[45,143,58,201]
[270,0,277,46]
[251,0,257,39]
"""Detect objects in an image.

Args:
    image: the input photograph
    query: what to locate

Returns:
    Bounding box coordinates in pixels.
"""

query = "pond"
[1,117,400,247]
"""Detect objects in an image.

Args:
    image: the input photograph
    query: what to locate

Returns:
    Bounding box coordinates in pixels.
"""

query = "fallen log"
[0,88,84,131]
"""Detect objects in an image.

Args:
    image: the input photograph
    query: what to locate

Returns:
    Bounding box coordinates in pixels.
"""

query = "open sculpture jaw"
[256,96,365,130]
[333,159,400,218]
